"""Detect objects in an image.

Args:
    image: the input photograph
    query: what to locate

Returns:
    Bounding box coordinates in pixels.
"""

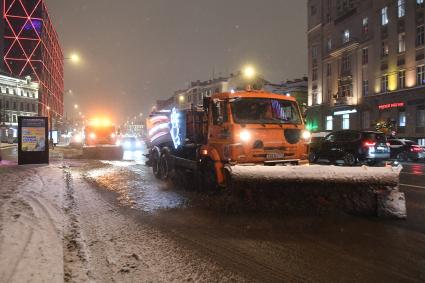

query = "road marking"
[400,183,425,189]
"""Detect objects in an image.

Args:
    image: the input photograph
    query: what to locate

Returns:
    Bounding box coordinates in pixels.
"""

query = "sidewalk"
[0,164,65,282]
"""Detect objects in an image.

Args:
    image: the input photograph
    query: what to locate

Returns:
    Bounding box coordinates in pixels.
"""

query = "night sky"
[45,0,307,123]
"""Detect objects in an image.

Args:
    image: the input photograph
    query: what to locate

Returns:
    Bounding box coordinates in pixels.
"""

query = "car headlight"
[302,130,311,140]
[89,133,96,140]
[74,134,82,143]
[240,130,251,142]
[111,133,116,138]
[116,140,121,146]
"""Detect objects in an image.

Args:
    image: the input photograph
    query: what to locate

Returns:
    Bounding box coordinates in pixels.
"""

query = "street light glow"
[74,104,78,109]
[69,53,81,64]
[179,95,185,102]
[243,65,256,79]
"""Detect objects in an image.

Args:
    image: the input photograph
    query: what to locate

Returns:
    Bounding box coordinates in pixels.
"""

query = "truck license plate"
[266,153,285,160]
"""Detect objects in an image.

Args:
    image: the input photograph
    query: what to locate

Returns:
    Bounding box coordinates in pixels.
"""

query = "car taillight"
[411,146,424,153]
[363,141,376,147]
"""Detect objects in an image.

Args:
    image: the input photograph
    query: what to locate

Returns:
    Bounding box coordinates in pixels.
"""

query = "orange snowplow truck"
[82,118,123,160]
[147,90,310,189]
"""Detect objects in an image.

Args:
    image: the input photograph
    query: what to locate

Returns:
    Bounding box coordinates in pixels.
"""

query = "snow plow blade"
[82,145,123,160]
[225,165,406,218]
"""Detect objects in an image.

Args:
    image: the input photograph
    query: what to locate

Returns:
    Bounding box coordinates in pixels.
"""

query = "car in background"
[388,139,425,162]
[118,136,143,150]
[309,130,390,166]
[69,132,83,148]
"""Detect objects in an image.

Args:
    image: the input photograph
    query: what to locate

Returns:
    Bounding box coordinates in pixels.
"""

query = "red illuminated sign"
[378,102,405,110]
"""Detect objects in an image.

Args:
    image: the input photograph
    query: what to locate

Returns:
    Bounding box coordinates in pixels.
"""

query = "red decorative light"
[378,102,405,110]
[3,0,64,118]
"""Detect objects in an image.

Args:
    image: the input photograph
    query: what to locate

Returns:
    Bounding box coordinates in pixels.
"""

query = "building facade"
[1,0,63,122]
[157,72,270,111]
[264,77,309,109]
[307,0,425,145]
[0,73,39,141]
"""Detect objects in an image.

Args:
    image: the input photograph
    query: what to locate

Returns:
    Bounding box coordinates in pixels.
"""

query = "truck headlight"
[240,130,251,142]
[302,130,311,140]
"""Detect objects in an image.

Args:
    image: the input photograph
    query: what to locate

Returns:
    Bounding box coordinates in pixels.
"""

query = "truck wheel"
[159,150,171,180]
[151,150,162,179]
[200,159,218,191]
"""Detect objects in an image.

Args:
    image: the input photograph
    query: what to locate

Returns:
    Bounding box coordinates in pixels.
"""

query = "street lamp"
[242,65,256,79]
[65,53,81,65]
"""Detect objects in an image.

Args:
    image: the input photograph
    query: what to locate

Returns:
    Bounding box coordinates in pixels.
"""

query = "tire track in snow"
[63,167,91,282]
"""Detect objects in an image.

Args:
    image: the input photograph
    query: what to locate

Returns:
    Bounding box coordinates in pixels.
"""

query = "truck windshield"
[231,98,302,125]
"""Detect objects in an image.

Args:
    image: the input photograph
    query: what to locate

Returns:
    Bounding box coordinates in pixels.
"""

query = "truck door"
[208,99,230,155]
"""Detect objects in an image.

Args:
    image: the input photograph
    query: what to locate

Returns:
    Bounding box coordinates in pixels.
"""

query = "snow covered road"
[0,160,425,282]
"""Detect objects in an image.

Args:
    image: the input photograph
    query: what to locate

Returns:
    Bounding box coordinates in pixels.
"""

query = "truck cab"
[203,91,309,166]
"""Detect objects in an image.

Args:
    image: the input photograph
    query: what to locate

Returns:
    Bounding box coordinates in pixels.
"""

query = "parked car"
[309,130,390,166]
[388,139,425,162]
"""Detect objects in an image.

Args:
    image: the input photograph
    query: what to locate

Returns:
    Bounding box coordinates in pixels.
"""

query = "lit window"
[362,17,369,34]
[399,112,406,127]
[398,33,406,53]
[398,70,406,89]
[381,41,389,57]
[418,138,425,146]
[342,29,350,43]
[381,7,389,26]
[417,65,425,85]
[326,116,333,131]
[381,75,388,92]
[398,0,405,18]
[342,114,350,129]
